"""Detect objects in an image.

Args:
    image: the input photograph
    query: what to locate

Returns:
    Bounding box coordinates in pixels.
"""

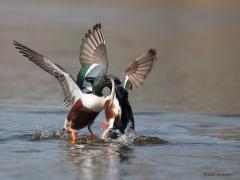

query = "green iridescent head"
[86,76,110,96]
[94,76,112,96]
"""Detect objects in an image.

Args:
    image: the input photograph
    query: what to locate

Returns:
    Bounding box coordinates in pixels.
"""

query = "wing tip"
[85,32,89,39]
[13,40,18,45]
[93,23,102,30]
[13,40,27,56]
[148,49,156,56]
[13,40,22,49]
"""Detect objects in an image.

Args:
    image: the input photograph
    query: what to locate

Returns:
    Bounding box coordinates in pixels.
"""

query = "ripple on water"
[26,128,168,146]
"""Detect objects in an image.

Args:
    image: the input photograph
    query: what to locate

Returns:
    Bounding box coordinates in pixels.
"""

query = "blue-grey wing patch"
[79,64,107,93]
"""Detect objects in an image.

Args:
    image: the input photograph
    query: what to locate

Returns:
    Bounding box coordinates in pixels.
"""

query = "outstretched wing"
[13,41,82,107]
[77,23,108,91]
[80,23,107,69]
[123,49,156,91]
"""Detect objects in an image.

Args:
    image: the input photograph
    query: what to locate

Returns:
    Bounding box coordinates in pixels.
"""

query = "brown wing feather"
[124,49,156,89]
[13,41,82,107]
[79,23,108,70]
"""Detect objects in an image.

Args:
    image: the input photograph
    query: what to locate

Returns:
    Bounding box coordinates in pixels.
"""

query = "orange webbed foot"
[67,127,78,143]
[88,134,96,141]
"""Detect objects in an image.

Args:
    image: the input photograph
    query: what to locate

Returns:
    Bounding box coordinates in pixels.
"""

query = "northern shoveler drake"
[101,49,156,139]
[76,23,108,94]
[73,24,156,139]
[13,24,115,143]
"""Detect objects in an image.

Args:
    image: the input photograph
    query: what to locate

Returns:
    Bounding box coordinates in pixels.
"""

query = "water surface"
[0,1,240,179]
[0,105,240,180]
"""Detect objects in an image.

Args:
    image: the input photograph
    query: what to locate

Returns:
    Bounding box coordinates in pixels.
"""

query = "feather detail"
[13,41,82,107]
[124,49,156,90]
[79,23,108,76]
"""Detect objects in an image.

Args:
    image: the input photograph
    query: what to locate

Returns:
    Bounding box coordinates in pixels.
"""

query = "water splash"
[27,128,69,141]
[106,129,168,146]
[26,127,168,146]
[109,129,140,145]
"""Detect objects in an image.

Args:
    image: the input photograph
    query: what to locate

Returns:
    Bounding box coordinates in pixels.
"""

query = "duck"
[101,49,156,139]
[13,24,115,143]
[76,23,109,94]
[74,24,157,139]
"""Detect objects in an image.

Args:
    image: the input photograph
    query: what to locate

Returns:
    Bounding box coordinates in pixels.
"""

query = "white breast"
[113,96,121,117]
[81,94,105,112]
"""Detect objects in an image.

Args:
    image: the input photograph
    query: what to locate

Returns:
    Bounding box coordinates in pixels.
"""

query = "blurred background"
[0,0,240,115]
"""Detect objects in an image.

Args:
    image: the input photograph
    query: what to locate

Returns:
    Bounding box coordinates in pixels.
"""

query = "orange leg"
[104,100,118,121]
[101,120,110,129]
[87,124,96,141]
[67,127,78,143]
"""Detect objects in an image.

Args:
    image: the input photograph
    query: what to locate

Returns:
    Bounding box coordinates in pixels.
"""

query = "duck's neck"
[93,89,103,97]
[92,86,104,97]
